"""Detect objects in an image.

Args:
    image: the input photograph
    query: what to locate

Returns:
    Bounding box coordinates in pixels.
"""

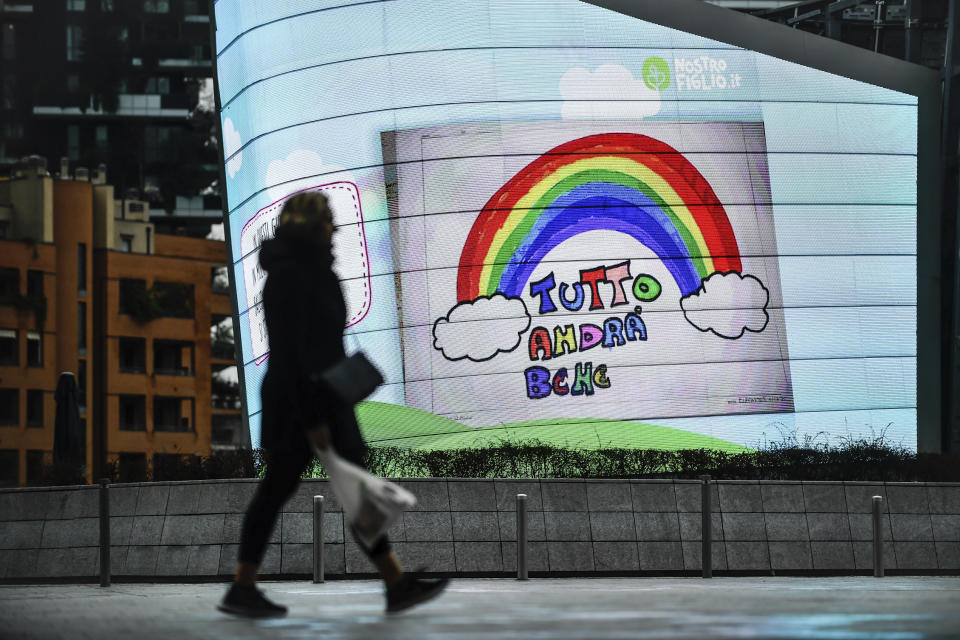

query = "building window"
[211,315,234,360]
[2,23,15,61]
[144,0,170,13]
[118,278,146,315]
[66,0,86,10]
[79,418,86,460]
[67,125,80,160]
[78,301,87,354]
[0,450,18,487]
[2,122,23,139]
[212,366,240,409]
[77,360,86,409]
[153,282,194,318]
[27,270,43,299]
[117,452,146,482]
[0,329,17,366]
[26,450,45,484]
[211,265,229,294]
[26,390,43,428]
[154,340,193,376]
[118,337,146,373]
[118,395,145,430]
[154,397,192,432]
[66,25,83,62]
[0,266,17,297]
[120,234,133,252]
[27,331,41,367]
[78,243,86,295]
[0,389,18,426]
[145,77,170,95]
[100,0,114,11]
[2,73,15,109]
[212,414,241,445]
[95,125,108,151]
[144,126,171,163]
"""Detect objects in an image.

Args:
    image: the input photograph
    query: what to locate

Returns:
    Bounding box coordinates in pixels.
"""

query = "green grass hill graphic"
[356,401,748,453]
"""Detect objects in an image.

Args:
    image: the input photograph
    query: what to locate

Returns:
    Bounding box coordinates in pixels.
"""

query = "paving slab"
[1,577,958,639]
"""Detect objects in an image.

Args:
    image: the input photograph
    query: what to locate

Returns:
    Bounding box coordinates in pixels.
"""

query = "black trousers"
[238,445,390,565]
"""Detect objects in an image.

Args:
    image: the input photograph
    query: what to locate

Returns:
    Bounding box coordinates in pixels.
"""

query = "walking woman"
[218,192,448,617]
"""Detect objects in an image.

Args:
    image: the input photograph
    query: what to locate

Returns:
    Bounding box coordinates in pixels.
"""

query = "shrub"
[21,439,960,485]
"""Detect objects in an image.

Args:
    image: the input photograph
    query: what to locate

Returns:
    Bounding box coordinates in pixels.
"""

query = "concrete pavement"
[1,577,958,639]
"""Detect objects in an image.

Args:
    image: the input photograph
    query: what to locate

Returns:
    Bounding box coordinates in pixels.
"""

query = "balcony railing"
[154,366,193,377]
[211,395,242,410]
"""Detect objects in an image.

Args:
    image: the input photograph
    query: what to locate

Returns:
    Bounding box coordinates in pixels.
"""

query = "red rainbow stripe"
[456,133,742,302]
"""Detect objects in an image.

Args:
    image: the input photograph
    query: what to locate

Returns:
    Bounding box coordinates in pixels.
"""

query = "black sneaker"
[385,570,450,614]
[217,583,288,618]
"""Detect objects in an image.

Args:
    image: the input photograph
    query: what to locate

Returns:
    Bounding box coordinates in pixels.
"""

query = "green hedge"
[22,441,960,485]
[354,440,960,482]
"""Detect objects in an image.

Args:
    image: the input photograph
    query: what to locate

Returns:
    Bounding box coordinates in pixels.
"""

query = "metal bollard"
[700,475,712,579]
[99,478,110,587]
[313,495,325,583]
[516,494,528,581]
[872,495,884,578]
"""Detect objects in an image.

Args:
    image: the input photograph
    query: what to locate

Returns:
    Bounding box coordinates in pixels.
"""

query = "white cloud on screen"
[681,272,770,339]
[433,295,531,362]
[559,64,661,120]
[265,149,348,202]
[222,117,242,178]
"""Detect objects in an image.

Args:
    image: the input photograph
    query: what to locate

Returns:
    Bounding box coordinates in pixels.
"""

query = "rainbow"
[456,133,742,302]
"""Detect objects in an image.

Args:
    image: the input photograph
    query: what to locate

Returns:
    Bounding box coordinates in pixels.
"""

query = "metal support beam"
[904,0,922,63]
[874,0,886,52]
[516,494,528,580]
[700,475,712,579]
[99,480,110,588]
[313,495,325,583]
[872,496,885,577]
[946,0,960,453]
[787,8,823,24]
[828,0,869,14]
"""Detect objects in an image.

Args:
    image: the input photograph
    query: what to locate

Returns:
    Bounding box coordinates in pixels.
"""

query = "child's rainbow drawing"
[457,133,743,301]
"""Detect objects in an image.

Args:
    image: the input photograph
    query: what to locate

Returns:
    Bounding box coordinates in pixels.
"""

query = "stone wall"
[1,479,958,580]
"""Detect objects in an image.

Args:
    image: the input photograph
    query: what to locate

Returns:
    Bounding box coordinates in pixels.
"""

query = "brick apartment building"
[0,157,243,486]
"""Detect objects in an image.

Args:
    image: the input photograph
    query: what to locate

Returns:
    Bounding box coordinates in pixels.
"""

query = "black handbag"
[317,351,384,406]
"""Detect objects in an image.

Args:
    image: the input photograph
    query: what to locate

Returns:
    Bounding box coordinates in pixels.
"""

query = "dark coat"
[258,226,365,460]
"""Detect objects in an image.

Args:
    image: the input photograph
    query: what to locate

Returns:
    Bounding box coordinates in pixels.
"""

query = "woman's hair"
[278,191,332,229]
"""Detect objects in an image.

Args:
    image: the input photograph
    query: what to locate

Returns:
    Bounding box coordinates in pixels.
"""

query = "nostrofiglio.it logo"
[642,57,670,91]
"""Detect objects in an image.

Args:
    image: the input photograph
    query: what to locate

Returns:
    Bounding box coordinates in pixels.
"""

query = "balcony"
[33,95,189,119]
[0,2,34,12]
[154,340,194,377]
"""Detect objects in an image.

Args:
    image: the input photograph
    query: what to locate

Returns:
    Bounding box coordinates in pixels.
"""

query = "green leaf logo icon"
[642,57,670,91]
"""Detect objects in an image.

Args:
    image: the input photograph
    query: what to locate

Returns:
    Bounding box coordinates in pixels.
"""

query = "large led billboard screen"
[213,0,920,453]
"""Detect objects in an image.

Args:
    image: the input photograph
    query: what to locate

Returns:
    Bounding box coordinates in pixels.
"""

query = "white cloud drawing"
[222,117,242,179]
[681,272,770,339]
[265,149,348,202]
[433,295,531,362]
[559,64,661,120]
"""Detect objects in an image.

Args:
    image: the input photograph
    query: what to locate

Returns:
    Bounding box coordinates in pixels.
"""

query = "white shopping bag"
[313,444,416,548]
